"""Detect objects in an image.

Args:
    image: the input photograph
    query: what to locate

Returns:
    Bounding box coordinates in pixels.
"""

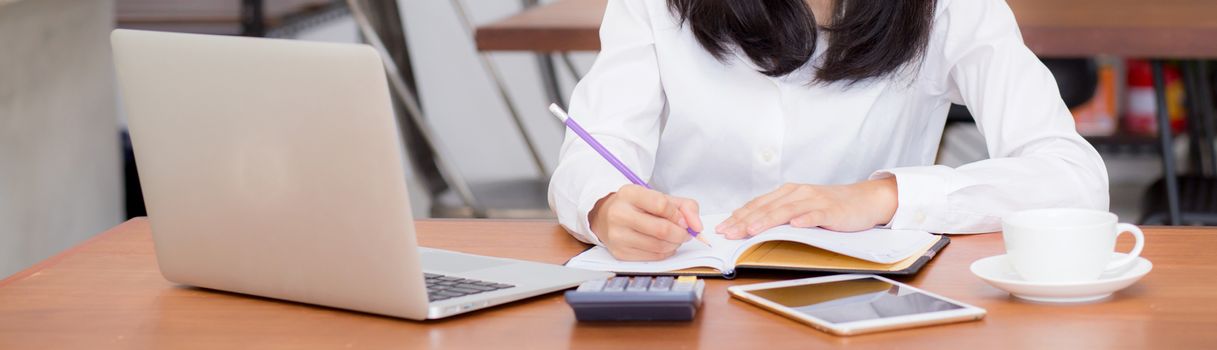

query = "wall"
[0,0,123,278]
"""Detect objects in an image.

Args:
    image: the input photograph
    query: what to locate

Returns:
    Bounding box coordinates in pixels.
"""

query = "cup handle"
[1104,223,1145,273]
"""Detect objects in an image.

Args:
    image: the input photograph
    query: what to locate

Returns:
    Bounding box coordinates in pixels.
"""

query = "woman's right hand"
[588,184,703,261]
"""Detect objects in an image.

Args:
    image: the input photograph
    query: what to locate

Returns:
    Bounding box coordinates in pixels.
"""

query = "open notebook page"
[565,214,935,273]
[564,215,746,273]
[727,218,937,264]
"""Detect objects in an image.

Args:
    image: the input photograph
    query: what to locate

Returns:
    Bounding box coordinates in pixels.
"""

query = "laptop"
[110,29,613,320]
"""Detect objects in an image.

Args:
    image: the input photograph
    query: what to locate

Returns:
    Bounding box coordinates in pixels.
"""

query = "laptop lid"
[112,29,429,319]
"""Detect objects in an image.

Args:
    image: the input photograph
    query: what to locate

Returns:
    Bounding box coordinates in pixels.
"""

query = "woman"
[549,0,1108,261]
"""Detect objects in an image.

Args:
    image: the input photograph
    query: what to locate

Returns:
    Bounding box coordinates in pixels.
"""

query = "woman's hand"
[589,184,703,261]
[716,178,898,239]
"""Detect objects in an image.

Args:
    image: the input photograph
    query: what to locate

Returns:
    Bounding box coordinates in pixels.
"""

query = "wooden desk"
[1,219,1215,348]
[475,0,1217,58]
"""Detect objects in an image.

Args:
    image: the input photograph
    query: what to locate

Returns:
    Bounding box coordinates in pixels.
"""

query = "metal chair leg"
[1152,60,1183,225]
[560,52,584,82]
[1182,62,1205,174]
[537,53,567,109]
[240,0,265,37]
[1191,61,1217,176]
[347,0,484,216]
[448,0,551,179]
[517,0,572,117]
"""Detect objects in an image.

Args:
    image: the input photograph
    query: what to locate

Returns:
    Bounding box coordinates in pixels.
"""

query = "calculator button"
[577,279,607,292]
[603,277,630,292]
[650,276,674,291]
[672,276,697,291]
[626,277,652,292]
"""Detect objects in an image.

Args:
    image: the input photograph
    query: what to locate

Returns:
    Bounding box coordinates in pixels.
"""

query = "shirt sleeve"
[548,0,666,244]
[870,0,1110,233]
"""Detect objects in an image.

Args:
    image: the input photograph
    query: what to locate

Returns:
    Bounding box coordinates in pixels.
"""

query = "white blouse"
[549,0,1109,244]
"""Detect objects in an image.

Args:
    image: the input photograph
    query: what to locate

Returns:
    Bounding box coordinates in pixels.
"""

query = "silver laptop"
[111,29,612,320]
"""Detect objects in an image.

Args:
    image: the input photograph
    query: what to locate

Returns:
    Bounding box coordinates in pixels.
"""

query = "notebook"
[566,214,949,277]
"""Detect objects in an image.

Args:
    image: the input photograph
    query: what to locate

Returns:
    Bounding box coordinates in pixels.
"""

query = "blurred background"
[1,0,1214,278]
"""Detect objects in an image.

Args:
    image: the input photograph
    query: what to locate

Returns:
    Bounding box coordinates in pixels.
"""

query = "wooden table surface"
[1,218,1215,349]
[475,0,1217,58]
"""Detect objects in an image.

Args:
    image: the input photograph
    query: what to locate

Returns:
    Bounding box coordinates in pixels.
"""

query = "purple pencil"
[548,103,711,247]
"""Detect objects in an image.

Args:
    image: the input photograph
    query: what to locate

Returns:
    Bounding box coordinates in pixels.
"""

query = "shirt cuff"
[869,165,952,232]
[571,179,629,246]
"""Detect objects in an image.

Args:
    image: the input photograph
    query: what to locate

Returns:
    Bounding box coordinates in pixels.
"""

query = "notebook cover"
[735,235,950,276]
[613,269,737,279]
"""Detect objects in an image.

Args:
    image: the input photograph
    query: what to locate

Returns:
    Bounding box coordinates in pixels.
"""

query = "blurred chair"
[1141,174,1217,225]
[1140,61,1217,225]
[347,0,554,219]
[946,58,1217,226]
[947,58,1097,124]
[941,57,1099,168]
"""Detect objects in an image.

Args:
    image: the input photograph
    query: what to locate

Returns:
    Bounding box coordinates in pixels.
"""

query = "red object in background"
[1124,60,1188,135]
[1072,63,1118,137]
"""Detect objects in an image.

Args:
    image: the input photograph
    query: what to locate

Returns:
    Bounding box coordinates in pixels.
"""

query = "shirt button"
[759,148,777,163]
[914,211,927,223]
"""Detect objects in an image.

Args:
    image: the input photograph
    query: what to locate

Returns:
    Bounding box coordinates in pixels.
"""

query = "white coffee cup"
[1001,208,1145,283]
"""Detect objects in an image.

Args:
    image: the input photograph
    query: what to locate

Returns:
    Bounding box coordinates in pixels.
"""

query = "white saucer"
[970,253,1152,304]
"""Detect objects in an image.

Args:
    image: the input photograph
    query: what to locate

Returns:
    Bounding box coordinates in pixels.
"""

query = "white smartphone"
[728,274,985,336]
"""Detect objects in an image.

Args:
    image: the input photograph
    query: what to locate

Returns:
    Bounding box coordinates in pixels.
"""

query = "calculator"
[564,276,705,321]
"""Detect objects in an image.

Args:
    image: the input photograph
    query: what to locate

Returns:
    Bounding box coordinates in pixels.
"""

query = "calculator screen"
[747,278,964,324]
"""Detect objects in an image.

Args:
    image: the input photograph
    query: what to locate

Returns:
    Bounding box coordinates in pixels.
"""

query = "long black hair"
[667,0,937,84]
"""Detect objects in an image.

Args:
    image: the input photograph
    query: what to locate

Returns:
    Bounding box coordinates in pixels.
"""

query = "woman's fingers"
[592,185,707,262]
[739,199,817,237]
[606,244,671,261]
[591,186,712,262]
[671,197,703,233]
[717,184,797,233]
[599,178,887,261]
[613,225,682,254]
[790,209,829,228]
[620,185,685,228]
[744,183,800,211]
[625,209,691,245]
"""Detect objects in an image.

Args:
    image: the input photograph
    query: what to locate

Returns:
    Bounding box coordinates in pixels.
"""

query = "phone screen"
[747,277,965,324]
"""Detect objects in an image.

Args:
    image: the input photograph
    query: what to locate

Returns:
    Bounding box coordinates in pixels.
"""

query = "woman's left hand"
[715,178,899,239]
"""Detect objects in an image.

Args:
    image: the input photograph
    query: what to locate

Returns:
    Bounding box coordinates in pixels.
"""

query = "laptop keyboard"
[425,273,515,302]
